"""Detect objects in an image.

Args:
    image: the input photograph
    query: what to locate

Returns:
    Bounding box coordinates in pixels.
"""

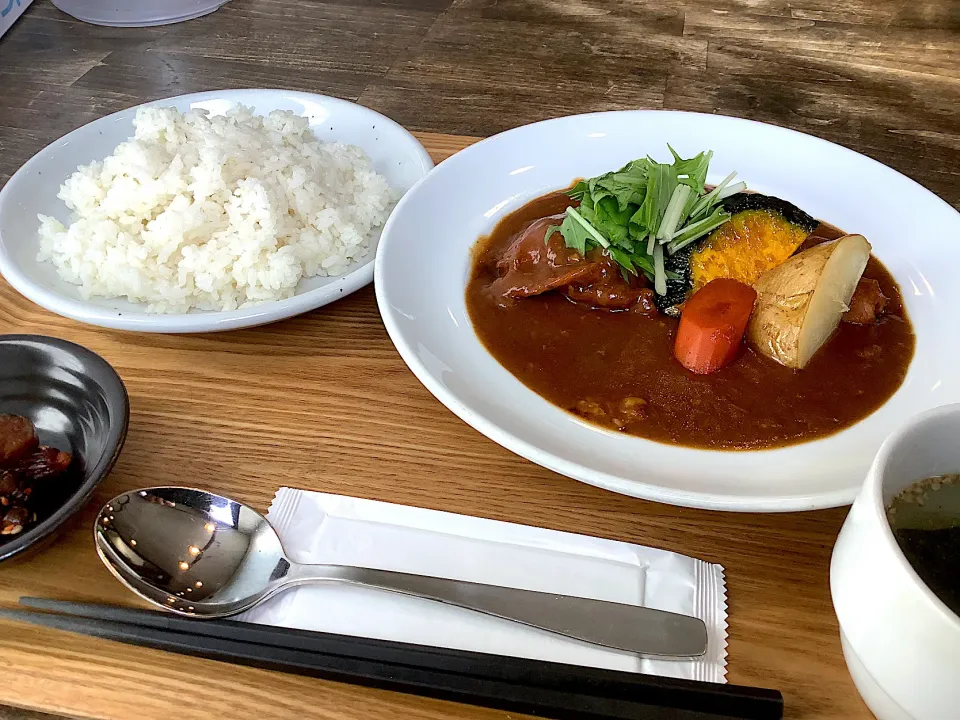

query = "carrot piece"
[674,278,757,374]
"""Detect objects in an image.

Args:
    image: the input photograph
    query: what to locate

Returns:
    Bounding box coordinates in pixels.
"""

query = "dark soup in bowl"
[888,474,960,618]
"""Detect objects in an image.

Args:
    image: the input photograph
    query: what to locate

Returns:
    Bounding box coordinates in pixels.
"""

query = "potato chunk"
[747,235,871,369]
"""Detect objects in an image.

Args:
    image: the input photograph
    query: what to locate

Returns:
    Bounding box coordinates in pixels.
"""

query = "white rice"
[37,105,397,313]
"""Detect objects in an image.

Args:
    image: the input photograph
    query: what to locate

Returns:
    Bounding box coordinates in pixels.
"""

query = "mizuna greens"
[545,147,745,295]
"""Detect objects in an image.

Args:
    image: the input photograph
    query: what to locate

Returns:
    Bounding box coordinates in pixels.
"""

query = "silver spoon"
[94,487,708,657]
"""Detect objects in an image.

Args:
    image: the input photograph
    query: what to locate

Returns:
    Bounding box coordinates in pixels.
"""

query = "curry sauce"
[466,192,915,450]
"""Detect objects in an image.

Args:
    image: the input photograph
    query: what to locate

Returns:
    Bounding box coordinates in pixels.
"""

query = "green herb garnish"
[547,146,742,295]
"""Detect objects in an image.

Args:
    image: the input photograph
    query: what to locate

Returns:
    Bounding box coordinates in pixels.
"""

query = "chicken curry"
[466,187,914,450]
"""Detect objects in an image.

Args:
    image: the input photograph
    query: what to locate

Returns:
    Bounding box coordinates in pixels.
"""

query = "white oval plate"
[376,111,960,512]
[0,89,433,333]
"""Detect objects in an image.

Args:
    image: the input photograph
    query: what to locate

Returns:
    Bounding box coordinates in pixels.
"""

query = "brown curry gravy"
[466,192,915,450]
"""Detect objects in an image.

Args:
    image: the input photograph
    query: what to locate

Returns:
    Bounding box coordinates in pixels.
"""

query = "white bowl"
[0,89,433,333]
[375,110,960,512]
[831,403,960,720]
[51,0,228,26]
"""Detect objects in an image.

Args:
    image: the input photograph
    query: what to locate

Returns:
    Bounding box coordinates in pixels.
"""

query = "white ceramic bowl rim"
[867,402,960,630]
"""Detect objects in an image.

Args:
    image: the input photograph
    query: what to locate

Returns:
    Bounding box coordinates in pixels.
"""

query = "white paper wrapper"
[239,488,728,682]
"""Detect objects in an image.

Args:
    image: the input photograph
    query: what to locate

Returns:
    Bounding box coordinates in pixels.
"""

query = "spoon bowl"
[95,487,287,616]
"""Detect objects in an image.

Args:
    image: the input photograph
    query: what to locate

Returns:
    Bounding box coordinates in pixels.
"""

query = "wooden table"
[0,2,956,719]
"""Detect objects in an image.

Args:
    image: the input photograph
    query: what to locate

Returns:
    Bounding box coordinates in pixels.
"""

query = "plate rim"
[375,108,960,512]
[0,88,434,333]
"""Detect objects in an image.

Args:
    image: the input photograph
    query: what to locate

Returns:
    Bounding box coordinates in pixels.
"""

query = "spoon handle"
[285,564,707,657]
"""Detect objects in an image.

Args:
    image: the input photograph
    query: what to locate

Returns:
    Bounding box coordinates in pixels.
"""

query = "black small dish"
[0,335,128,563]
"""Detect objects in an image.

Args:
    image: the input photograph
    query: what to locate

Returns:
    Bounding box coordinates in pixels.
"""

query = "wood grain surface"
[0,1,957,719]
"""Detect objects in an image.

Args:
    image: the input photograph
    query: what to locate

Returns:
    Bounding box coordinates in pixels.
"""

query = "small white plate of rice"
[0,89,433,332]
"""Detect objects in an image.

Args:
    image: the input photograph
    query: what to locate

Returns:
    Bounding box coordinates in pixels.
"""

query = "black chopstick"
[20,596,777,713]
[4,607,648,720]
[6,598,783,720]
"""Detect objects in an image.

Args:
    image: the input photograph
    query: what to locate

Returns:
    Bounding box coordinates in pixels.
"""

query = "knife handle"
[286,563,708,657]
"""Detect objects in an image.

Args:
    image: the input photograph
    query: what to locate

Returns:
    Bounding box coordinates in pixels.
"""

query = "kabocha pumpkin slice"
[689,193,818,292]
[747,234,871,369]
[656,192,817,314]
